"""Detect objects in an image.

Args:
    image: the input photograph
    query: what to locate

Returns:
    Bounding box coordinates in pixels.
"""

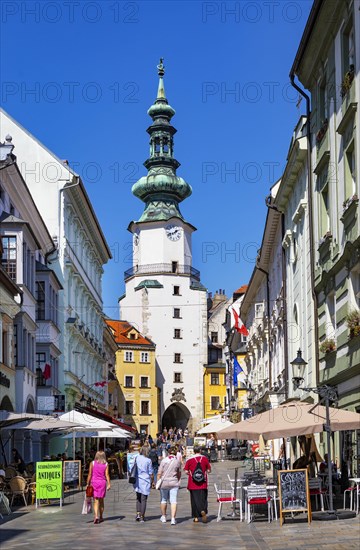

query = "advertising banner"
[36,461,63,506]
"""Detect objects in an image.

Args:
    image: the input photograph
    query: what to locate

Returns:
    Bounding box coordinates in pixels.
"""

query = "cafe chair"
[309,478,328,511]
[246,485,273,524]
[214,483,242,522]
[9,476,28,507]
[343,484,356,510]
[4,466,17,480]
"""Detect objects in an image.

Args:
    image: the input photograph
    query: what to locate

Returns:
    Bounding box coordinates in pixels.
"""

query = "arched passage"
[0,395,14,411]
[162,403,191,431]
[25,398,35,413]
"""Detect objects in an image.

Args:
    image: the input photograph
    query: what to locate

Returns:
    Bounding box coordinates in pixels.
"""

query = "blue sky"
[1,0,313,317]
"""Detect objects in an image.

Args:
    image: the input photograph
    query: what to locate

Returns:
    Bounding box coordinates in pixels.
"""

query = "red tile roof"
[105,320,155,347]
[234,284,248,295]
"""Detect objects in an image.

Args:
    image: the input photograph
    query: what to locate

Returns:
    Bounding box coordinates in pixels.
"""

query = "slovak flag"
[232,308,249,336]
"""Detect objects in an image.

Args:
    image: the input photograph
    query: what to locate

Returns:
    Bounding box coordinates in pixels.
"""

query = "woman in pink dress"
[87,451,111,524]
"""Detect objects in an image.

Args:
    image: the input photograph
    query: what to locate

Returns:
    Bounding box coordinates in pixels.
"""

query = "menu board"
[63,460,82,490]
[278,468,311,525]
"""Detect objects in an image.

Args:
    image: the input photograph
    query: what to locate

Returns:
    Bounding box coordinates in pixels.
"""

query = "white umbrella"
[197,419,233,434]
[0,411,43,429]
[59,410,116,431]
[9,417,83,432]
[62,428,131,439]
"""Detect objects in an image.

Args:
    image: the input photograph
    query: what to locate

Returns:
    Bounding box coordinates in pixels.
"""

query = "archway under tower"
[162,403,191,431]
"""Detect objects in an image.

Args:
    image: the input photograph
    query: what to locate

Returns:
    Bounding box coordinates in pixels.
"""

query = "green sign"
[36,461,63,500]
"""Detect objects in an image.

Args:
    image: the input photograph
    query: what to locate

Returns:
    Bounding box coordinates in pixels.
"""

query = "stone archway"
[25,398,35,413]
[162,403,191,431]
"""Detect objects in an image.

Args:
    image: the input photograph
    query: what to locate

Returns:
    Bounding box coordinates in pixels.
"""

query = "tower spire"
[131,60,192,223]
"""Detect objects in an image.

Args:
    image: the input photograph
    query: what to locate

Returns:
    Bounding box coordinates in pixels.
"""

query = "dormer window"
[128,332,137,340]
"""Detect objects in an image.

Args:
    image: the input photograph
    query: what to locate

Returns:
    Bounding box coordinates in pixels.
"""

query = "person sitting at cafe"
[320,454,337,475]
[11,448,26,474]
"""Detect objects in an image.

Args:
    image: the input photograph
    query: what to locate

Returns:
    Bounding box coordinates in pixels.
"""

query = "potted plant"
[346,309,360,339]
[316,118,328,144]
[340,65,355,98]
[319,338,336,354]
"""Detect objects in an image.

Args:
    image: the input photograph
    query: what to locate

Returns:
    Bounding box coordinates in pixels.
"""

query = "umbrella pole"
[325,395,335,515]
[0,434,8,467]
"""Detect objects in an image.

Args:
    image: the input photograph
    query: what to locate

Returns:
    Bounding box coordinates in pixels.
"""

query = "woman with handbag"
[184,445,211,523]
[86,451,111,524]
[157,445,181,525]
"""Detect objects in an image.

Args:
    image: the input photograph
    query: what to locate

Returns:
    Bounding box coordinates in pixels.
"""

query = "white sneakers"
[160,515,176,525]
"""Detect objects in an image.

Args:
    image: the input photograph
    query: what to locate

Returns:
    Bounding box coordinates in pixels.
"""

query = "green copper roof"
[134,279,164,291]
[190,281,207,292]
[131,59,192,223]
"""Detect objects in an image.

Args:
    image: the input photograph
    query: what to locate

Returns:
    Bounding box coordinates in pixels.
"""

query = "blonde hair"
[94,451,107,464]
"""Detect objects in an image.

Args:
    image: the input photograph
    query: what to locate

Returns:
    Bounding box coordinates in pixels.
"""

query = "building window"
[320,183,330,237]
[125,376,133,388]
[344,140,356,201]
[124,351,133,362]
[211,396,220,410]
[211,331,218,343]
[36,281,46,320]
[36,352,46,386]
[171,261,178,273]
[129,333,136,340]
[140,352,149,363]
[140,376,149,388]
[141,401,149,415]
[14,324,18,366]
[349,267,360,308]
[318,76,328,127]
[326,292,336,338]
[1,236,17,281]
[255,303,264,318]
[210,373,220,385]
[174,353,182,364]
[174,372,182,383]
[342,18,355,74]
[140,424,148,435]
[174,328,181,339]
[125,401,134,415]
[173,308,181,319]
[173,285,180,296]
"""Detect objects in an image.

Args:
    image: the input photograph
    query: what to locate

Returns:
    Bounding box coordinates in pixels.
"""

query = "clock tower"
[120,60,207,432]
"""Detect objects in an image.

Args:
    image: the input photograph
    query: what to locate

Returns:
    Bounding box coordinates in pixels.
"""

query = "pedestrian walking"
[134,445,154,522]
[86,451,111,524]
[158,445,181,525]
[184,445,211,523]
[149,443,159,486]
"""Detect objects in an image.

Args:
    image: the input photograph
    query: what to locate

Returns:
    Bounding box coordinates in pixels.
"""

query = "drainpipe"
[266,199,289,401]
[289,74,320,387]
[256,265,272,390]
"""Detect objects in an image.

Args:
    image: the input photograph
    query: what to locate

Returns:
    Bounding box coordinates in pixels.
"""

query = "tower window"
[174,353,182,363]
[172,261,178,273]
[173,308,181,319]
[174,372,182,383]
[211,332,218,343]
[155,141,160,153]
[173,286,180,296]
[174,328,181,339]
[163,142,169,153]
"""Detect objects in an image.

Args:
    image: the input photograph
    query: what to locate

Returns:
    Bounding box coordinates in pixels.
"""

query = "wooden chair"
[5,466,17,480]
[246,485,273,524]
[8,476,28,507]
[214,483,242,521]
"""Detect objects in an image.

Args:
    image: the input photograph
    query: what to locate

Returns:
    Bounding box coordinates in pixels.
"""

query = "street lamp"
[247,385,256,406]
[290,349,354,520]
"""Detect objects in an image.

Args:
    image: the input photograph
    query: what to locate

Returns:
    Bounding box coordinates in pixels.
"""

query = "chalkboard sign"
[278,468,311,525]
[63,460,82,490]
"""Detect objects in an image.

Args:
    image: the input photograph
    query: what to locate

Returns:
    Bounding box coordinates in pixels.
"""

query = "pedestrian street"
[1,460,359,550]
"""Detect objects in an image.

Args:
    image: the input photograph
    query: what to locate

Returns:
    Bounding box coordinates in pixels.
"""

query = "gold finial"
[157,58,165,77]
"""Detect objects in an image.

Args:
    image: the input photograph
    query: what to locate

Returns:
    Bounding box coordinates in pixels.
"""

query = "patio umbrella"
[10,418,83,432]
[62,428,132,439]
[0,411,43,429]
[59,410,116,431]
[197,419,233,434]
[216,401,360,441]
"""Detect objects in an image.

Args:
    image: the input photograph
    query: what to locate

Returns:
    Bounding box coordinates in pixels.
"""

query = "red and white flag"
[232,308,249,336]
[43,363,51,380]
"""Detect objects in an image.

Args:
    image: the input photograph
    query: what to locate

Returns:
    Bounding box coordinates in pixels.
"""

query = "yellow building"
[106,320,159,438]
[203,363,227,419]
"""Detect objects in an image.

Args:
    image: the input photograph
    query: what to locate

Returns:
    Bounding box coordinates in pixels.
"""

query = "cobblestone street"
[1,461,359,550]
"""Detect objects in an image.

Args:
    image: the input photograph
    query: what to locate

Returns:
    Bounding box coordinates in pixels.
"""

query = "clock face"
[166,224,182,241]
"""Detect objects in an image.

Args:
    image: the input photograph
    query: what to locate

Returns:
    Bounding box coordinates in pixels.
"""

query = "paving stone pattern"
[1,460,359,549]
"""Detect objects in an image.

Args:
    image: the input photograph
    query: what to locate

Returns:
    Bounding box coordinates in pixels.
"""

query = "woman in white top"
[157,445,181,525]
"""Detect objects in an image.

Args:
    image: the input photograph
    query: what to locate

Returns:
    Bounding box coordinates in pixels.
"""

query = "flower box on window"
[346,309,360,339]
[320,338,336,354]
[340,66,355,99]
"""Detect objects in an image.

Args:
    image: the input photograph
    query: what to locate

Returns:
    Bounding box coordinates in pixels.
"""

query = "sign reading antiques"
[36,461,63,508]
[278,468,311,525]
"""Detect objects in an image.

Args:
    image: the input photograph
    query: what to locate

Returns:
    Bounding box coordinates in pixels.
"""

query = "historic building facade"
[106,320,159,438]
[119,62,208,431]
[0,109,112,414]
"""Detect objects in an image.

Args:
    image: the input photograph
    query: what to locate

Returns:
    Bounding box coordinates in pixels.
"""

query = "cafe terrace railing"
[124,263,201,281]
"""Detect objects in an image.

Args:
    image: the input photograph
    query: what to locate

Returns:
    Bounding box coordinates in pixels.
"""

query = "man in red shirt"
[184,445,211,523]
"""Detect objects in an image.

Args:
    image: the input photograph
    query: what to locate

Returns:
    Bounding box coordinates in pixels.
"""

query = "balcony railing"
[124,263,200,281]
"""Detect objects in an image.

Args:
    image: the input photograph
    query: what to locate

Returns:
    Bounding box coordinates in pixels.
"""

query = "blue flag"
[233,356,243,387]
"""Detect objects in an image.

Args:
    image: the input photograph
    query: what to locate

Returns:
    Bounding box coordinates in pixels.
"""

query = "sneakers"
[140,517,145,523]
[170,518,176,525]
[135,514,141,522]
[160,515,167,523]
[200,511,207,523]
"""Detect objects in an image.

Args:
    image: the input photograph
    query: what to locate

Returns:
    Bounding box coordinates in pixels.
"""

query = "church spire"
[131,60,192,223]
